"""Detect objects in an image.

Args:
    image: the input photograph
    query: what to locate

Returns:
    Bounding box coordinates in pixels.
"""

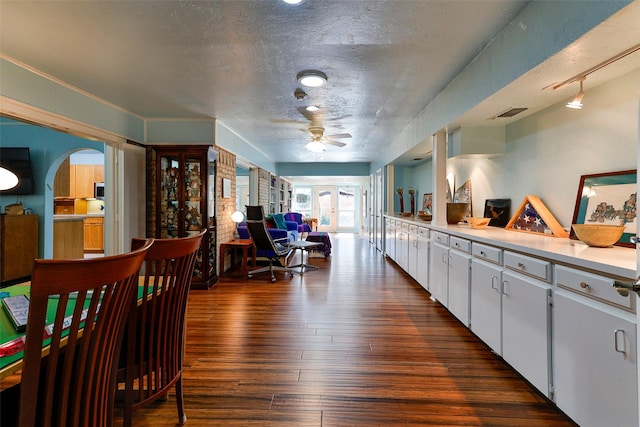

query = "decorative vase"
[396,187,404,213]
[409,187,415,215]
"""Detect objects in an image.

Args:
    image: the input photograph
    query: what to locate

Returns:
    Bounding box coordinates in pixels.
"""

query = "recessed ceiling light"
[297,70,327,88]
[305,105,320,112]
[282,0,303,4]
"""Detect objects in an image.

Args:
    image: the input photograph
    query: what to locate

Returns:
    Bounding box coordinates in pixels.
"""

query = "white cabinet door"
[554,291,638,427]
[448,249,471,326]
[408,232,418,279]
[415,231,430,291]
[470,258,501,353]
[501,270,551,397]
[430,242,449,305]
[384,220,395,260]
[396,229,409,271]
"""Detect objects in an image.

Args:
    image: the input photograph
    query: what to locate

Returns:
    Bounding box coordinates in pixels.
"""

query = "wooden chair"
[18,239,153,427]
[117,230,205,426]
[245,205,294,282]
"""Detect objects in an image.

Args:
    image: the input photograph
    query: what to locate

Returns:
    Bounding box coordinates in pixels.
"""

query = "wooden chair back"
[119,230,204,426]
[18,239,153,427]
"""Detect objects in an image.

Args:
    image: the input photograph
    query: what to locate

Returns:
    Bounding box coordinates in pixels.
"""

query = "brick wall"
[216,147,237,274]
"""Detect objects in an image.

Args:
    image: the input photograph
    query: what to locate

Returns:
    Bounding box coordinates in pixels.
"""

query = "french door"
[314,186,336,232]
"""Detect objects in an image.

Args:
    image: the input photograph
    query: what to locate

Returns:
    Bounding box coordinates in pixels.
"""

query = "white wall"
[447,69,639,228]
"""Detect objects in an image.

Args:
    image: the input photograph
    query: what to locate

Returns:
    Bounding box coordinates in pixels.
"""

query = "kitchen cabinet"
[430,232,449,306]
[430,232,471,325]
[53,157,71,197]
[150,146,217,289]
[553,266,637,427]
[83,216,104,252]
[0,214,38,284]
[447,237,471,326]
[410,225,429,290]
[384,218,396,260]
[53,218,84,259]
[471,249,551,397]
[396,222,409,272]
[74,165,103,198]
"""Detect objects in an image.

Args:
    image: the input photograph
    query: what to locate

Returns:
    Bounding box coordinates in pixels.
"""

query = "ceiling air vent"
[488,107,528,120]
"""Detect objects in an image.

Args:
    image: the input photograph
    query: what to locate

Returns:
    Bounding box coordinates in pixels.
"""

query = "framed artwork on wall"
[571,169,637,248]
[422,193,432,214]
[222,178,231,198]
[483,198,511,228]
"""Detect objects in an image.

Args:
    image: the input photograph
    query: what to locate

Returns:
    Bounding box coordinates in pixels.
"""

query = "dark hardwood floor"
[115,233,576,426]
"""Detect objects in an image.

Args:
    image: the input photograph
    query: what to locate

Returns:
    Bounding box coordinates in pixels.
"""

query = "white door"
[314,186,336,232]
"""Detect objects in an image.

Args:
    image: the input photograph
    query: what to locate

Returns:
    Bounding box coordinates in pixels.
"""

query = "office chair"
[245,205,293,282]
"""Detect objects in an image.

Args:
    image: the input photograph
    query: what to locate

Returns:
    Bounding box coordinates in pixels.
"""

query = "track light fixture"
[566,77,585,110]
[297,70,327,88]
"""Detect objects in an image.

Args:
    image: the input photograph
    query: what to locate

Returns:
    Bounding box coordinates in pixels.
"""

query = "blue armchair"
[284,212,311,236]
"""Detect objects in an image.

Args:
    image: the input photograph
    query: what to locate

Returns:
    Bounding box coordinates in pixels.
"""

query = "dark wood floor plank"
[113,233,576,426]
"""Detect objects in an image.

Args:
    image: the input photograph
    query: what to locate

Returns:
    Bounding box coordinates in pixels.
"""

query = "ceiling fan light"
[305,140,325,153]
[297,70,327,88]
[305,105,320,112]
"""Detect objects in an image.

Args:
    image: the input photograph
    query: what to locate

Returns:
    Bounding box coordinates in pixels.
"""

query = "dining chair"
[245,205,294,282]
[117,230,205,426]
[18,239,153,427]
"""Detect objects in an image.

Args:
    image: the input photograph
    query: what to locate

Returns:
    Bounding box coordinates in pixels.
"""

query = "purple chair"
[284,212,311,236]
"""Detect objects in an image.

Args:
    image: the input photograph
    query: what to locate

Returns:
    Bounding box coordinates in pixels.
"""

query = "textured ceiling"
[0,1,638,167]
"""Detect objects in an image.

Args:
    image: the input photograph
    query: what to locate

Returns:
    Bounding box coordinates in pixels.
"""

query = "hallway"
[119,233,575,426]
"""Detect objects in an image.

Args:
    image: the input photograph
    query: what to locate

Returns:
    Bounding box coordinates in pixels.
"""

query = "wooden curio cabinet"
[148,146,217,289]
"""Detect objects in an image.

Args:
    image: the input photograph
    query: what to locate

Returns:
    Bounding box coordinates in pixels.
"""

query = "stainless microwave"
[94,182,105,200]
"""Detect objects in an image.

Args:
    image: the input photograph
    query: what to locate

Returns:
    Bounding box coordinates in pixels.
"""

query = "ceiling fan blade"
[323,139,347,147]
[325,132,352,139]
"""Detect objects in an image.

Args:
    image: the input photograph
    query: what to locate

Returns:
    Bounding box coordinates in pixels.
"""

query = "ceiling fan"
[305,126,351,152]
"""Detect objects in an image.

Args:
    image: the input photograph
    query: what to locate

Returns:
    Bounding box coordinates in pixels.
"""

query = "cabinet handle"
[501,280,509,296]
[491,276,499,292]
[614,329,626,354]
[579,281,590,291]
[442,253,448,264]
[517,262,526,270]
[480,250,486,256]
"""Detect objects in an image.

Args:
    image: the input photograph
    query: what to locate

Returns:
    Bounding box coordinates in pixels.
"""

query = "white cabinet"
[407,224,419,279]
[430,232,470,325]
[553,265,637,427]
[447,237,471,326]
[470,257,502,352]
[414,226,430,290]
[384,218,396,260]
[430,232,449,305]
[396,222,409,271]
[501,269,551,396]
[471,250,551,397]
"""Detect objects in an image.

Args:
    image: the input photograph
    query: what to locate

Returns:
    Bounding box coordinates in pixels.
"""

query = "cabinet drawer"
[400,222,409,231]
[555,265,634,311]
[385,218,394,226]
[504,251,551,282]
[449,236,470,253]
[432,231,449,246]
[409,224,418,234]
[472,243,502,265]
[417,227,429,238]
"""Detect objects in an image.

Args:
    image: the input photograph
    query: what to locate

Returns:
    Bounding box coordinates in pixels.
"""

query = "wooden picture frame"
[571,169,637,248]
[222,178,231,198]
[483,199,511,228]
[505,195,568,238]
[422,193,433,214]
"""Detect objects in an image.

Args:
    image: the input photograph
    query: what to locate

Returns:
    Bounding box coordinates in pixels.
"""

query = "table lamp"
[231,210,245,239]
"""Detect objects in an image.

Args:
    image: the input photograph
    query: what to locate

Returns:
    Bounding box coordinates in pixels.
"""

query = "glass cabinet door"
[184,156,203,237]
[160,155,181,238]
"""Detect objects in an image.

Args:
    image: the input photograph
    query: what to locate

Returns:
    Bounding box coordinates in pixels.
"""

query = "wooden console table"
[219,239,254,277]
